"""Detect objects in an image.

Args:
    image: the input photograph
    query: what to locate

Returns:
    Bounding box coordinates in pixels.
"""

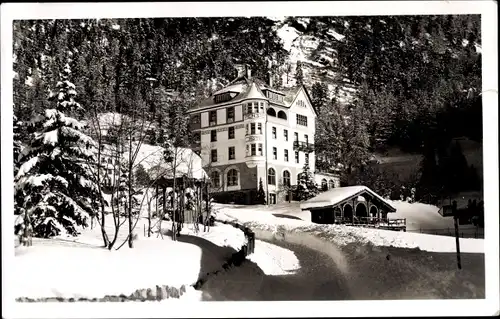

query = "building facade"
[188,65,339,204]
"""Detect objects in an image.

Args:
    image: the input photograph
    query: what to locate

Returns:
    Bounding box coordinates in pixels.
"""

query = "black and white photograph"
[1,1,498,318]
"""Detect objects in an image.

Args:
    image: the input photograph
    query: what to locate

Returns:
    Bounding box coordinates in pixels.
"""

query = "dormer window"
[265,90,284,103]
[214,93,232,104]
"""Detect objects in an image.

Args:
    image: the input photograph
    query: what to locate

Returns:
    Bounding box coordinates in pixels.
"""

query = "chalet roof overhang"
[300,186,397,212]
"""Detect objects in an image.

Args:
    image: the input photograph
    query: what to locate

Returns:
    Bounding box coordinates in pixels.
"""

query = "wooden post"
[155,184,158,219]
[452,201,462,270]
[162,186,166,221]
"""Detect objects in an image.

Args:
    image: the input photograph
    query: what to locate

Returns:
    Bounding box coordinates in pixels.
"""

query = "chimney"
[268,71,273,88]
[234,64,246,78]
[245,64,252,79]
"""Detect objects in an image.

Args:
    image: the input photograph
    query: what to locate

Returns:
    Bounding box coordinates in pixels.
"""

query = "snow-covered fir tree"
[13,114,23,177]
[296,162,319,201]
[14,63,101,240]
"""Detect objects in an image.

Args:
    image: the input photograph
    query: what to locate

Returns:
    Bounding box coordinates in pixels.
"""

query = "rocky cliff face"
[272,17,356,104]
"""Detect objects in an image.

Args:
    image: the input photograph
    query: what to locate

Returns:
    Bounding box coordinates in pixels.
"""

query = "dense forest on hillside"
[14,15,482,205]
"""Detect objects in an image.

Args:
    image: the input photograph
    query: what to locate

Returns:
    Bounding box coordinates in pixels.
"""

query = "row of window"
[211,126,235,142]
[209,168,294,189]
[210,145,310,164]
[209,106,236,125]
[202,106,308,127]
[209,124,310,142]
[211,148,236,162]
[246,124,309,143]
[211,169,238,187]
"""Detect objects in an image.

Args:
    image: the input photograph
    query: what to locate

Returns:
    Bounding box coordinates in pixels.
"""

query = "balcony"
[293,141,315,153]
[244,112,264,120]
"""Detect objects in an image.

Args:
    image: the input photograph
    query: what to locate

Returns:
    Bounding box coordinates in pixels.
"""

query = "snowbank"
[247,240,300,275]
[216,205,484,254]
[181,221,300,277]
[389,200,458,230]
[13,238,201,299]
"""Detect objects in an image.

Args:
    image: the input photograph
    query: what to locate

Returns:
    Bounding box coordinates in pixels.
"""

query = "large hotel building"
[188,65,339,204]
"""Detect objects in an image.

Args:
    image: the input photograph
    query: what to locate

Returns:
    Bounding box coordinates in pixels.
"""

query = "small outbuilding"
[300,185,397,225]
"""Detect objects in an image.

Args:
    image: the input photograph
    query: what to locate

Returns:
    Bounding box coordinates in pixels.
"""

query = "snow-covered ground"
[215,202,484,254]
[12,204,302,301]
[13,237,202,300]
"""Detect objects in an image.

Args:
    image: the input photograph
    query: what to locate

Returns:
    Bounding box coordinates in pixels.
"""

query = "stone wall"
[16,285,187,302]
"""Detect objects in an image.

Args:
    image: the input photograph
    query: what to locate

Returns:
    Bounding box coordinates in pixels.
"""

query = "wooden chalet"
[300,186,406,231]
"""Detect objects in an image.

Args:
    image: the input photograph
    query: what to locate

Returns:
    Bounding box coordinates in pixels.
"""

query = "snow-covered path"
[200,239,351,301]
[199,236,485,301]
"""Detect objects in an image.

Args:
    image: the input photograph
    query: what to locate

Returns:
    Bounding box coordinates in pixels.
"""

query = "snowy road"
[199,237,485,301]
[199,238,352,301]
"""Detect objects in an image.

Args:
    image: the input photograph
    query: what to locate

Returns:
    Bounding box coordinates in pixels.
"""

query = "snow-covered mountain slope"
[274,18,355,104]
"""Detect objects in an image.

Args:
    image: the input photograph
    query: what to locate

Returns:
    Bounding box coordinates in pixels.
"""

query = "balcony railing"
[293,141,315,153]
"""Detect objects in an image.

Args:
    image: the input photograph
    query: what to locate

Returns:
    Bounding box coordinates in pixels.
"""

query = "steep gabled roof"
[300,185,397,212]
[189,76,311,113]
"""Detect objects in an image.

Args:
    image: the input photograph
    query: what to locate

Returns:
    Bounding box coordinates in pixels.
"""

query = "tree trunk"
[22,208,32,247]
[147,192,152,237]
[171,151,177,241]
[127,137,134,249]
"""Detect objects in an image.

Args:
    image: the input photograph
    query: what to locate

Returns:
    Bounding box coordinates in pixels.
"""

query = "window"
[273,147,277,160]
[297,100,305,107]
[215,93,231,103]
[246,144,249,156]
[272,127,277,139]
[284,129,288,141]
[211,130,217,142]
[305,134,309,144]
[211,171,220,188]
[251,144,256,156]
[269,193,277,205]
[321,179,328,191]
[329,180,335,189]
[267,108,276,117]
[250,123,256,135]
[209,111,217,125]
[283,171,291,187]
[294,132,299,142]
[211,149,218,163]
[258,143,263,156]
[259,102,264,113]
[257,123,262,134]
[305,153,309,164]
[247,104,253,114]
[228,146,235,160]
[191,114,200,124]
[268,168,276,185]
[284,149,289,162]
[246,124,249,135]
[228,126,235,139]
[295,151,299,163]
[227,169,238,186]
[296,114,308,126]
[227,107,235,122]
[277,110,287,120]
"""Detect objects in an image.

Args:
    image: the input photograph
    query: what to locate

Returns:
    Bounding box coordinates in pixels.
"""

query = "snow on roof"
[300,185,397,212]
[213,83,244,95]
[130,143,208,181]
[243,82,267,100]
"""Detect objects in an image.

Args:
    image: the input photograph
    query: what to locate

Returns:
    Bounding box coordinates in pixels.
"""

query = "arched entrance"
[343,204,353,220]
[369,206,378,218]
[356,203,368,218]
